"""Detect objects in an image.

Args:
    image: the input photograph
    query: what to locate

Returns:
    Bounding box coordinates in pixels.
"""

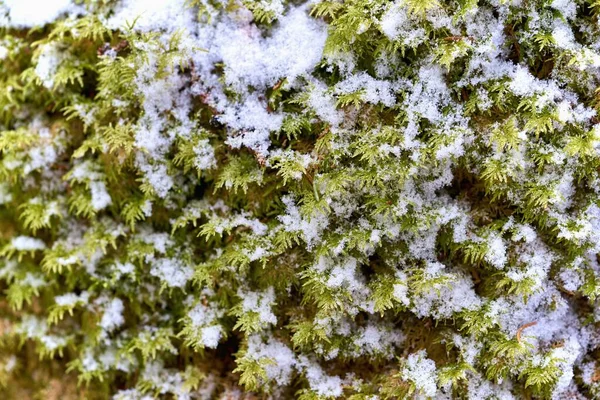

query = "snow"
[55,291,89,306]
[307,82,343,127]
[90,181,112,211]
[40,334,67,350]
[4,356,16,372]
[581,362,597,385]
[485,233,507,269]
[402,350,438,397]
[193,139,217,170]
[26,139,58,173]
[190,3,327,159]
[298,356,343,398]
[379,4,425,48]
[220,95,283,156]
[82,349,100,372]
[552,337,582,394]
[246,335,296,385]
[508,66,536,97]
[141,200,153,217]
[466,372,515,400]
[34,44,66,89]
[392,282,410,306]
[11,236,46,251]
[403,65,457,132]
[353,324,404,357]
[278,195,329,248]
[114,262,135,275]
[0,0,75,28]
[138,232,173,255]
[187,301,225,348]
[200,325,222,348]
[559,268,583,292]
[135,156,174,198]
[100,298,125,332]
[552,23,578,50]
[239,287,277,326]
[106,0,194,33]
[209,6,327,91]
[208,212,268,236]
[334,72,396,107]
[17,315,47,339]
[410,268,481,319]
[70,161,102,181]
[551,0,577,19]
[150,257,194,288]
[0,183,13,204]
[512,223,536,243]
[325,257,362,291]
[22,273,45,288]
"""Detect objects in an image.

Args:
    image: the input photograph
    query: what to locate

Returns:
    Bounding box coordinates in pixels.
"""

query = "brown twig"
[443,35,474,42]
[97,40,129,56]
[516,321,537,342]
[114,39,129,52]
[272,79,284,91]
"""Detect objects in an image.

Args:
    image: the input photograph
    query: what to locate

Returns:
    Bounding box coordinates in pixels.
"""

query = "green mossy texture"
[1,0,600,399]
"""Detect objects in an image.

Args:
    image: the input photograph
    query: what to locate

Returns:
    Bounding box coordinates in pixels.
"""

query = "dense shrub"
[1,0,600,398]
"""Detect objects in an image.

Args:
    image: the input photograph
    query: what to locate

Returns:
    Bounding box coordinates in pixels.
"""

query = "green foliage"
[215,153,264,193]
[0,0,599,398]
[233,356,275,391]
[127,328,178,361]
